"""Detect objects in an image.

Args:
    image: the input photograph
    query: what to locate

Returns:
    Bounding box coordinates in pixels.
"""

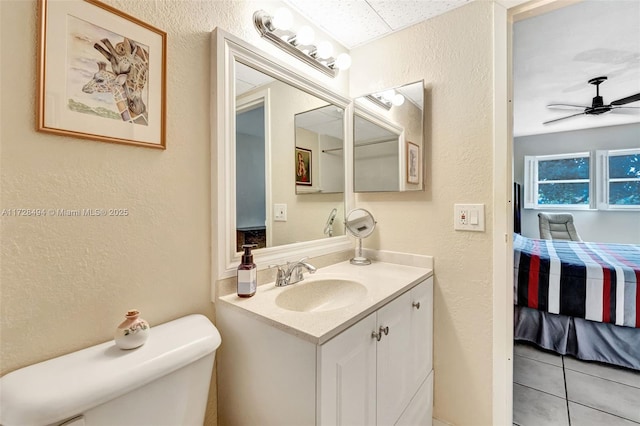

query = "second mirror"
[354,80,424,192]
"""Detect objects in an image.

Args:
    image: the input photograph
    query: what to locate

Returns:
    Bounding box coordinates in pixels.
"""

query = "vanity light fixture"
[253,8,351,78]
[365,90,406,110]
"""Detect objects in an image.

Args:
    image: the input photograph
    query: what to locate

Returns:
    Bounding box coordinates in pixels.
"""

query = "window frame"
[524,151,593,210]
[596,148,640,210]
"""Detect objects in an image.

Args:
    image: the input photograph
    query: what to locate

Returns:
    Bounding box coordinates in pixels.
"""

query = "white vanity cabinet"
[318,279,433,426]
[217,275,433,426]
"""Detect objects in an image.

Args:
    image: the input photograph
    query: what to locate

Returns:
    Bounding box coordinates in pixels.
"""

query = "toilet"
[0,314,221,426]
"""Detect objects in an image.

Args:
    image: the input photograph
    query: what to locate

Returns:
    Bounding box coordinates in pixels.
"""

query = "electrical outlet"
[274,204,287,222]
[454,204,485,231]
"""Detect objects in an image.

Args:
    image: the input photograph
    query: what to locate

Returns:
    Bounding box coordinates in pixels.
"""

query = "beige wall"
[0,1,346,425]
[350,2,496,425]
[2,1,499,425]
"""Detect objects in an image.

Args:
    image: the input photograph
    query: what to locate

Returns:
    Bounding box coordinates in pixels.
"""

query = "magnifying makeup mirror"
[345,208,376,265]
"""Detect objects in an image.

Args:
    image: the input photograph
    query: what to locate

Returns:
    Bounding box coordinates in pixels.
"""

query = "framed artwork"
[37,0,167,149]
[295,147,312,186]
[407,141,420,184]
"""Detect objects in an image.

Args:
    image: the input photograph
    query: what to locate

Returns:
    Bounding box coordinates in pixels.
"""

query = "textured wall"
[2,0,499,424]
[350,2,496,425]
[0,1,346,425]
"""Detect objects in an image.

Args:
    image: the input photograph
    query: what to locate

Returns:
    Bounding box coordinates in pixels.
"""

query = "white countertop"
[218,259,433,344]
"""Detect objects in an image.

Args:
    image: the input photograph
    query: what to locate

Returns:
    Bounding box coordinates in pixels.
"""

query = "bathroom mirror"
[294,105,345,194]
[354,80,425,192]
[345,208,376,265]
[212,28,352,280]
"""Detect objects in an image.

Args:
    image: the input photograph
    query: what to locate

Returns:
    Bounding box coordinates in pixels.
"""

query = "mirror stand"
[351,237,371,265]
[345,208,376,266]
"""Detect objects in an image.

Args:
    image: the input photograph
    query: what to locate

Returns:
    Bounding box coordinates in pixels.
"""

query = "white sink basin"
[275,278,367,313]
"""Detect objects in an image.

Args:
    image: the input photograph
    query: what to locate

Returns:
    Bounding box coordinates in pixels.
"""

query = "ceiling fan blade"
[610,93,640,106]
[547,103,588,110]
[610,106,640,114]
[543,112,586,125]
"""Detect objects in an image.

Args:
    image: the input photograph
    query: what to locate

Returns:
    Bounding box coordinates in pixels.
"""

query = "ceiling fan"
[544,76,640,124]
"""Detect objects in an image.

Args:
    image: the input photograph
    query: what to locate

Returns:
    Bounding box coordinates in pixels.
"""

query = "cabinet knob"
[372,326,389,341]
[412,301,421,310]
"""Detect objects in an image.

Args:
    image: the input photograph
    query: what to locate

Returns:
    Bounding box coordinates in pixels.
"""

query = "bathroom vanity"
[216,259,433,426]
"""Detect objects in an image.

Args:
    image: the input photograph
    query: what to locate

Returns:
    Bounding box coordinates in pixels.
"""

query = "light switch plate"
[454,204,485,232]
[274,204,287,222]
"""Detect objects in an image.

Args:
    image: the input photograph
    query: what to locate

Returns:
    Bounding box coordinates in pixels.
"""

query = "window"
[524,152,591,208]
[524,149,640,210]
[597,149,640,209]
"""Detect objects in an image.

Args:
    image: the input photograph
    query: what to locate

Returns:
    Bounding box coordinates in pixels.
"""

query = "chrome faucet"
[271,258,317,287]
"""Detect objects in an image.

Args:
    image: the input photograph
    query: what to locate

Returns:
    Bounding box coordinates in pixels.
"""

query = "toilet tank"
[0,314,221,426]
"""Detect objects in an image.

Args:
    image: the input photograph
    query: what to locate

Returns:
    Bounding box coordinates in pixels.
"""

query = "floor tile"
[514,355,566,398]
[564,356,640,389]
[513,383,569,426]
[565,369,640,422]
[514,342,563,367]
[569,402,640,426]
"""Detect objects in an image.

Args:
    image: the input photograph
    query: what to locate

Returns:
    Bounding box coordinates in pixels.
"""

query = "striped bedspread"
[514,234,640,328]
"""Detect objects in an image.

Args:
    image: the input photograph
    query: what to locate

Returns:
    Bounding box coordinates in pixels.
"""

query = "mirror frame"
[212,28,354,281]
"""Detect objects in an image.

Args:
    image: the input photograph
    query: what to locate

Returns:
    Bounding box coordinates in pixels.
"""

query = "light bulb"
[272,8,293,31]
[296,26,315,45]
[392,93,405,106]
[334,53,352,70]
[382,89,395,102]
[316,41,333,59]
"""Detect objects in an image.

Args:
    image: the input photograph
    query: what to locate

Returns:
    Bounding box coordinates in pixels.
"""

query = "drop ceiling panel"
[367,0,469,30]
[286,0,391,48]
[286,0,471,48]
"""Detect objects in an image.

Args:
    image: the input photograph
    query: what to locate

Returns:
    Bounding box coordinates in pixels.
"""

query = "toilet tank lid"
[0,314,221,426]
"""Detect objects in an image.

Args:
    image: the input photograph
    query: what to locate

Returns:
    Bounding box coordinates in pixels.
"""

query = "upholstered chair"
[538,212,582,241]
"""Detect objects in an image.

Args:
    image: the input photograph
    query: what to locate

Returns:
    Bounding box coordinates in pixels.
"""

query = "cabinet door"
[409,278,433,393]
[318,312,377,426]
[376,291,412,426]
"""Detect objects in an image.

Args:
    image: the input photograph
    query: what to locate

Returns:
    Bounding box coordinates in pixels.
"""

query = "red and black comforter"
[514,234,640,328]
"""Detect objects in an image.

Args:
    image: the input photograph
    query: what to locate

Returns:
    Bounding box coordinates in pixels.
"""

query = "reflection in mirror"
[354,111,402,192]
[234,61,345,252]
[345,208,377,265]
[354,81,424,192]
[295,105,345,194]
[213,29,353,280]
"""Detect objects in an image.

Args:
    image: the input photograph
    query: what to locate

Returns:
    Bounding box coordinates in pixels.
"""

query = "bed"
[513,234,640,370]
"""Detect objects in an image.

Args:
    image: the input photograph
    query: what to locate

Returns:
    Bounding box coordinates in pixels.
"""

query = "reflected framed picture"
[37,0,167,148]
[295,147,312,186]
[407,141,419,184]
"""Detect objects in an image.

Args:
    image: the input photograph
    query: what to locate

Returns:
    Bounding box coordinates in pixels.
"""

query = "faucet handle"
[269,263,288,286]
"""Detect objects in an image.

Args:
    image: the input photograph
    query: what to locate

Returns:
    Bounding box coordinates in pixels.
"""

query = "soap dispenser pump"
[237,244,258,297]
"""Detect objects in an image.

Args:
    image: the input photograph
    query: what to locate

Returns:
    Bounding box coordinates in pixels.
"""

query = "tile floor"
[513,341,640,426]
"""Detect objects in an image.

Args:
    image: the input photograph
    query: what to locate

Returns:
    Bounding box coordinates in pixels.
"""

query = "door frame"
[236,89,272,247]
[492,1,581,424]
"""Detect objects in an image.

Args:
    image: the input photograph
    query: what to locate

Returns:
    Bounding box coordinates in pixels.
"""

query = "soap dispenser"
[237,244,257,297]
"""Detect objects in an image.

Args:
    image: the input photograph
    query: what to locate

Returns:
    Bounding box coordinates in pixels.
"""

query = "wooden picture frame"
[295,147,312,186]
[37,0,167,149]
[407,141,419,184]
